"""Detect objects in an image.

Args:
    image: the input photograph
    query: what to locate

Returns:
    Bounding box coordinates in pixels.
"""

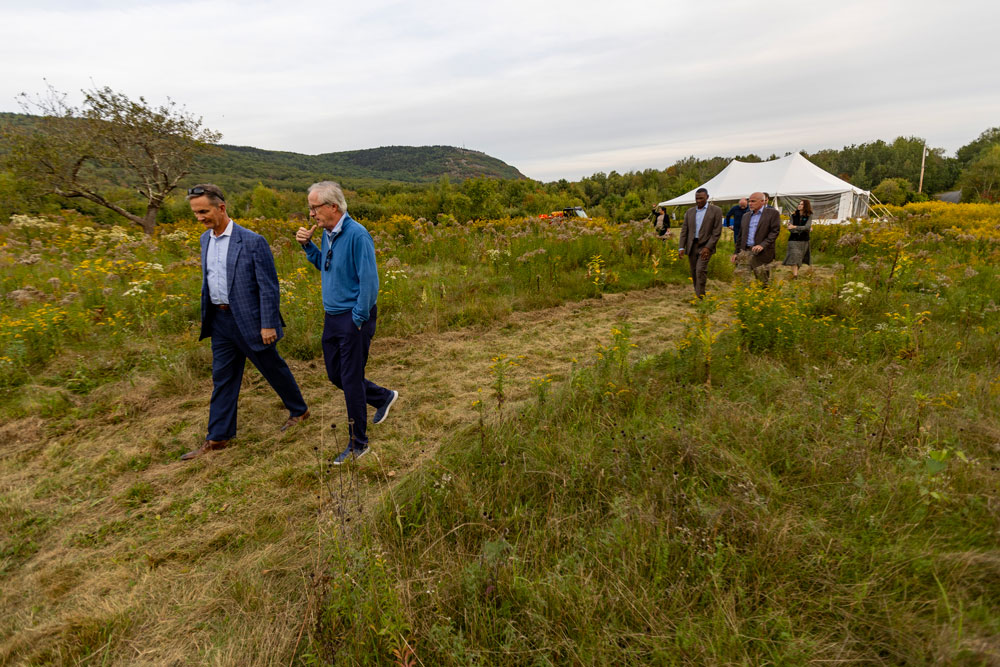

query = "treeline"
[2,126,998,225]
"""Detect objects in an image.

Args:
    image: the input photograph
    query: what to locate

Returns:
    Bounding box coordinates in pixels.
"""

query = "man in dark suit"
[678,188,723,298]
[182,184,309,461]
[732,191,781,285]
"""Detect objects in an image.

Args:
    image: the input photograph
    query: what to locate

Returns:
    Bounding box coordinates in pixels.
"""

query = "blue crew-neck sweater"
[301,215,379,327]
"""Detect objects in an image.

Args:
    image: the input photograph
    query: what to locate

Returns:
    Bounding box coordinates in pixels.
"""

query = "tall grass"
[306,204,1000,664]
[3,203,999,663]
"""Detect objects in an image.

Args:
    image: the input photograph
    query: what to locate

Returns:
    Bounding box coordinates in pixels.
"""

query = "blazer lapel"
[764,209,777,241]
[227,224,242,296]
[200,233,209,279]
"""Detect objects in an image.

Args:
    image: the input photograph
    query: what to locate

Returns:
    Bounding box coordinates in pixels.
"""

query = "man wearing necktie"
[732,191,782,285]
[678,188,723,298]
[182,184,310,461]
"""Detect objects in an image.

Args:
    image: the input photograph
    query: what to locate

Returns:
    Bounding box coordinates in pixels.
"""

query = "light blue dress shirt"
[746,209,763,248]
[324,215,345,246]
[206,219,234,304]
[694,205,707,238]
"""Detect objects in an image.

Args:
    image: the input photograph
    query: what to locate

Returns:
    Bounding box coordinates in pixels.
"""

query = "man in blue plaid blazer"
[181,184,310,461]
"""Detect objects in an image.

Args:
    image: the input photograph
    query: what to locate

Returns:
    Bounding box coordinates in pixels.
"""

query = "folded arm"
[789,216,811,232]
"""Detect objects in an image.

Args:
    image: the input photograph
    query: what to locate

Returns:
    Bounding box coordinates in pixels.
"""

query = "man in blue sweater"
[725,198,749,245]
[296,181,398,464]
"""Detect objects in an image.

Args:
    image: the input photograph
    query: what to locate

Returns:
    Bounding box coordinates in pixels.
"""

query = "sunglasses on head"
[187,186,225,201]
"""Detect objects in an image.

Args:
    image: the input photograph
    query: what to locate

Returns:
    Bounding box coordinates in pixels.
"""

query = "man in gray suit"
[732,191,781,285]
[678,188,723,298]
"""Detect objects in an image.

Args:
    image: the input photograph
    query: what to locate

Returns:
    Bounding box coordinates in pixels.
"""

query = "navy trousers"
[207,308,308,441]
[322,305,392,447]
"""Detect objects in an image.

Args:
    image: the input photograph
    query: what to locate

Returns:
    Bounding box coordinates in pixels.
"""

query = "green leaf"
[924,457,948,475]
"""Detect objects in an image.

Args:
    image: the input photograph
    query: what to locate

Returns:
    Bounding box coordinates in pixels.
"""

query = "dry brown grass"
[0,283,703,665]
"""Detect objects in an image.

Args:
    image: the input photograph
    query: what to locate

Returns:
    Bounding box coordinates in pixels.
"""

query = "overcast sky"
[1,0,997,181]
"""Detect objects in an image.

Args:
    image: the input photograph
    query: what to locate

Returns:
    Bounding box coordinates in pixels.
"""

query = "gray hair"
[308,181,348,212]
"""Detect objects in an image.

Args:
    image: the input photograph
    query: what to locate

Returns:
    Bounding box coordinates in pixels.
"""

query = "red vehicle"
[540,207,588,220]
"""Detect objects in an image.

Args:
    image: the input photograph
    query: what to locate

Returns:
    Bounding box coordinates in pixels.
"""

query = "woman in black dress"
[783,199,812,278]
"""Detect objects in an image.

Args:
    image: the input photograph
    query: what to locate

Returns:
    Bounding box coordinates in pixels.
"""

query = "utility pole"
[918,143,928,194]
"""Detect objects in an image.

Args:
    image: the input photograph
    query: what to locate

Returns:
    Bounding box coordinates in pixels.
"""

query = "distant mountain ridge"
[0,112,526,188]
[201,143,526,186]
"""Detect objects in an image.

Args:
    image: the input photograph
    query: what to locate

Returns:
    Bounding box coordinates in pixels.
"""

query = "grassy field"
[1,204,998,664]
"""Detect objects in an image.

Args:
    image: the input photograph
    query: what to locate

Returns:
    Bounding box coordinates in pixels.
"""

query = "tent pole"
[918,143,927,194]
[867,192,894,220]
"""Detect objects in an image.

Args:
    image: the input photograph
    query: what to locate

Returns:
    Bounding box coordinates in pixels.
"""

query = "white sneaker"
[373,390,398,424]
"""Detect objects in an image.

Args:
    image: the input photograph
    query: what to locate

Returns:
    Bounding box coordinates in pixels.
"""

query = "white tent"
[659,153,870,220]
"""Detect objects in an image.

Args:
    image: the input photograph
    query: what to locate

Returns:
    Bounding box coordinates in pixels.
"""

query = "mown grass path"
[1,280,720,665]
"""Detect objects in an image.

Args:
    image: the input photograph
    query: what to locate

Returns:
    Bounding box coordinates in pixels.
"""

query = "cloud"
[1,0,998,181]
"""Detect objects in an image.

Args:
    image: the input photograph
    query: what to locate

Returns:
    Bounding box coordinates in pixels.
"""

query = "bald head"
[748,192,766,212]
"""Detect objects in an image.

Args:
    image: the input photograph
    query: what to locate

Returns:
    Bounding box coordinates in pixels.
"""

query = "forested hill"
[0,112,525,188]
[196,144,526,189]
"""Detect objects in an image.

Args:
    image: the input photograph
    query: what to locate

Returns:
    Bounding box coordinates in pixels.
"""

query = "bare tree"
[4,84,221,234]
